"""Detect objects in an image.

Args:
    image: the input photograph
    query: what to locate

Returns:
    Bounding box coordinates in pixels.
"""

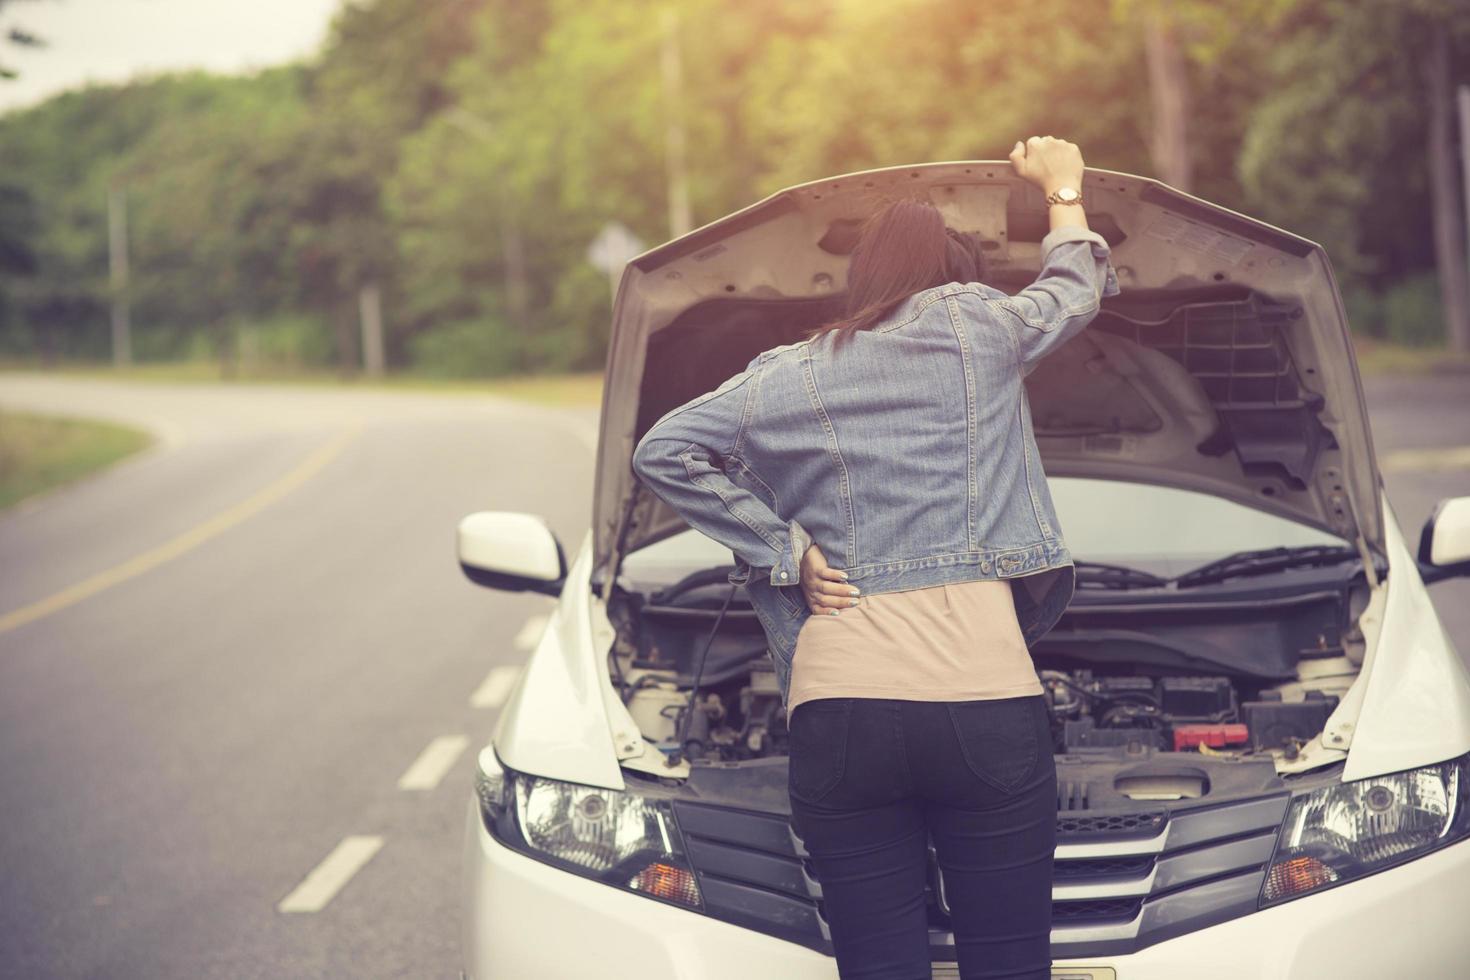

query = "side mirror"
[457,511,566,596]
[1418,497,1470,584]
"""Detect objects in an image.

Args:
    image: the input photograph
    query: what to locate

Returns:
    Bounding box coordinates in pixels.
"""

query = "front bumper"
[1080,831,1470,978]
[461,795,1470,979]
[460,797,833,979]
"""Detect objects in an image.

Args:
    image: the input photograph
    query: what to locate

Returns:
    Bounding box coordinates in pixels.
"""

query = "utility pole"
[1426,34,1470,354]
[107,184,133,367]
[1143,12,1192,193]
[444,107,530,333]
[587,222,644,313]
[500,205,529,332]
[359,282,385,377]
[660,7,693,238]
[1457,83,1470,354]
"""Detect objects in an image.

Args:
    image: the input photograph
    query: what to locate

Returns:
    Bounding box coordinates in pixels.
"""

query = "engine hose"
[668,583,738,767]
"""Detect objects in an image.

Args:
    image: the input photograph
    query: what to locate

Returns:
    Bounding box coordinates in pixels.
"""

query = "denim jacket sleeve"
[631,359,813,588]
[989,224,1121,374]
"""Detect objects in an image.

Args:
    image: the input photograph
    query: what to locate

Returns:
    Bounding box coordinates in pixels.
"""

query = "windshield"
[620,477,1350,584]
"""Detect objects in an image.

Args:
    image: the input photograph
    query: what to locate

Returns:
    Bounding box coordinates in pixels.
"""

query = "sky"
[0,0,345,115]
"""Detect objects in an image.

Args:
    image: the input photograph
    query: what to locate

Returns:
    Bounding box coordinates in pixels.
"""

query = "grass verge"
[0,359,607,407]
[0,409,155,511]
[4,335,1466,407]
[1349,337,1470,377]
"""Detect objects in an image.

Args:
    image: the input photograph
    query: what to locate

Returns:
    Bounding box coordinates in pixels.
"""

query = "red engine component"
[1172,723,1250,751]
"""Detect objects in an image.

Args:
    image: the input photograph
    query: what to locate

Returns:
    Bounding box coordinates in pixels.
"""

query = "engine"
[623,662,789,763]
[1042,668,1339,756]
[611,581,1344,765]
[623,661,1340,764]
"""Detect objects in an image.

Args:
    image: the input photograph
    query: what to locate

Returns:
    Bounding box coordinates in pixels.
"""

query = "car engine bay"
[607,564,1374,801]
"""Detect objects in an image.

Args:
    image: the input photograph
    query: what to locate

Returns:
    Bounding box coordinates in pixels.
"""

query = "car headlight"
[475,747,701,909]
[1261,751,1470,905]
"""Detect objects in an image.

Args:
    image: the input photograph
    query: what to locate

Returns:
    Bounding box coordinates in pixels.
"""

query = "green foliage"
[1380,273,1446,348]
[409,317,524,378]
[1341,285,1384,340]
[1237,0,1458,286]
[1342,272,1450,346]
[237,313,337,370]
[1,0,1467,373]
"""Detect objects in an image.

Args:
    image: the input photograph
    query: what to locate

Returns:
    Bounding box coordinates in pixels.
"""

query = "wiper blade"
[1073,560,1169,590]
[1173,544,1360,589]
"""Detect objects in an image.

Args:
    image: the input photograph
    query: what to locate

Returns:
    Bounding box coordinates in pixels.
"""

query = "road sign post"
[586,221,645,312]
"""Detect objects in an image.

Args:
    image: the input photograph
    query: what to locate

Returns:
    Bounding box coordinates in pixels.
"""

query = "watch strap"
[1045,186,1084,206]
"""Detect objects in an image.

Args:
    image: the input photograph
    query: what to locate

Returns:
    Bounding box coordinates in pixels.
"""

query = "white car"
[457,163,1470,979]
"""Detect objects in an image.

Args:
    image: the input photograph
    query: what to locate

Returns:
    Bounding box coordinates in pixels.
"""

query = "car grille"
[671,802,831,949]
[672,793,1289,960]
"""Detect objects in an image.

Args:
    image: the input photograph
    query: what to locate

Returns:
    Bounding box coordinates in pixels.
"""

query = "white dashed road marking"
[466,614,543,708]
[513,614,550,651]
[278,835,385,913]
[397,735,471,791]
[470,665,522,709]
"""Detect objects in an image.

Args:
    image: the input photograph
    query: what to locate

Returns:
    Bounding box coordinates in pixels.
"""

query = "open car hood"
[590,162,1386,594]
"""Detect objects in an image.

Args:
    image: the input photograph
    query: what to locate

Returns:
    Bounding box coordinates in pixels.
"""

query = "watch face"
[1056,187,1079,202]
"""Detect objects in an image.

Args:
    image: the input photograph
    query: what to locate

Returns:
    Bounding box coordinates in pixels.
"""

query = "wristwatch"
[1045,186,1083,206]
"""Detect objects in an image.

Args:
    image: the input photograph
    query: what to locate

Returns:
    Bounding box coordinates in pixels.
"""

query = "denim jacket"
[631,224,1121,707]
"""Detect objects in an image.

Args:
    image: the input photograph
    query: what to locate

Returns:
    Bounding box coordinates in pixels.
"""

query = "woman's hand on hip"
[800,542,860,615]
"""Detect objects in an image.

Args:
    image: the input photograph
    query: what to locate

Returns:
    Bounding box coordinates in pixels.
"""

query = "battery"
[1063,717,1165,751]
[1160,676,1236,721]
[1241,691,1339,751]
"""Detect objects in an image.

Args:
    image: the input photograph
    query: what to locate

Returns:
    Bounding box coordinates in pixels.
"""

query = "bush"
[130,324,189,361]
[408,317,524,378]
[181,329,219,362]
[237,313,334,370]
[1341,286,1383,339]
[1342,273,1448,348]
[535,263,613,372]
[1380,273,1445,348]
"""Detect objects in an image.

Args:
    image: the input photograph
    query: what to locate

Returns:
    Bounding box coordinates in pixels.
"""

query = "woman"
[632,135,1119,979]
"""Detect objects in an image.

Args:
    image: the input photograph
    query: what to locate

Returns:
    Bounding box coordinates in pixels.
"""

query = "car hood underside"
[590,162,1386,591]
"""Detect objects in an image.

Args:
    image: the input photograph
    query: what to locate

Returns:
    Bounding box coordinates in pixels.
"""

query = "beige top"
[788,577,1045,715]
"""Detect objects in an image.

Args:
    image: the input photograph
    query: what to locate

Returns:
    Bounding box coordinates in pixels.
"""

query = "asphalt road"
[0,375,599,979]
[0,370,1465,979]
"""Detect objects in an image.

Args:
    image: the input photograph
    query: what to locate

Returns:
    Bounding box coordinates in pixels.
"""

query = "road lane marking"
[514,614,550,651]
[277,835,384,913]
[470,665,522,709]
[397,735,471,791]
[0,425,362,638]
[1380,444,1470,473]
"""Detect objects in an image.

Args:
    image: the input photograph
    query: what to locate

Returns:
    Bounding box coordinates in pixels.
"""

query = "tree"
[3,0,1465,369]
[288,0,485,373]
[1239,0,1470,350]
[1423,17,1470,353]
[0,0,46,81]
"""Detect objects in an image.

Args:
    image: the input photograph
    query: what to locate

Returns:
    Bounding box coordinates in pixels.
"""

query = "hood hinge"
[598,487,643,603]
[1335,484,1381,588]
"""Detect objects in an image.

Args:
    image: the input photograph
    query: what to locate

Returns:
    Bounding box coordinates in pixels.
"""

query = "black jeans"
[787,695,1057,980]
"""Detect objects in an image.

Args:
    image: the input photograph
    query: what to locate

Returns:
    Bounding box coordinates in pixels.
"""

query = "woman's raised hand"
[1009,135,1085,195]
[800,542,860,615]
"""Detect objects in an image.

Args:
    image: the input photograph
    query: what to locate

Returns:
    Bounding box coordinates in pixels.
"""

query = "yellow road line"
[0,425,362,637]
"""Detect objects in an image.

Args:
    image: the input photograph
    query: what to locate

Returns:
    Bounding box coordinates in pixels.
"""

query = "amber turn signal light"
[1263,854,1340,901]
[629,861,701,907]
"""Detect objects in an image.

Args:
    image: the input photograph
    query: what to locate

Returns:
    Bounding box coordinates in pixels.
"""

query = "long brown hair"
[806,196,988,349]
